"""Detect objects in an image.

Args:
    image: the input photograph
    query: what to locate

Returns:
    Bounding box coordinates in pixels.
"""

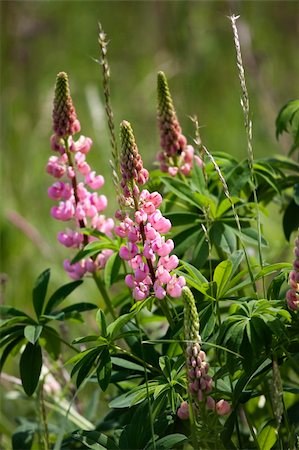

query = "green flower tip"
[120,120,136,151]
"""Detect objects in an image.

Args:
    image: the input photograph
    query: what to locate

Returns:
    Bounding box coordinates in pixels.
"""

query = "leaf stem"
[92,273,116,319]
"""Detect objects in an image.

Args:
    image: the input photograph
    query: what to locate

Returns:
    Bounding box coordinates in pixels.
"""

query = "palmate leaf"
[32,268,50,319]
[20,342,42,396]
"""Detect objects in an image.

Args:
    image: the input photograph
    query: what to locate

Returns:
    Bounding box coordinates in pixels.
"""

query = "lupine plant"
[1,17,299,450]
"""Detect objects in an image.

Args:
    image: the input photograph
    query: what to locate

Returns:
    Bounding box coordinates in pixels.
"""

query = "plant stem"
[40,381,50,450]
[229,15,265,298]
[64,138,88,246]
[136,313,157,450]
[159,298,175,330]
[93,273,116,319]
[112,344,160,375]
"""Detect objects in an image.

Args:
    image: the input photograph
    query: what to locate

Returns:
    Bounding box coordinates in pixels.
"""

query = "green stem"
[64,138,88,246]
[243,404,260,450]
[135,313,156,450]
[159,298,175,329]
[40,381,50,450]
[45,326,80,353]
[93,273,116,319]
[112,344,160,375]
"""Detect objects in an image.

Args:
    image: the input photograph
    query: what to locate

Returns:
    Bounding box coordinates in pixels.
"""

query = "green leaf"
[161,177,200,208]
[0,335,24,371]
[24,325,43,344]
[173,226,201,257]
[213,260,233,299]
[150,434,188,450]
[192,229,209,268]
[239,227,268,247]
[111,356,147,373]
[12,425,35,450]
[32,268,50,319]
[71,241,118,264]
[216,197,241,217]
[96,309,107,337]
[44,280,83,314]
[97,348,112,391]
[283,199,299,241]
[257,423,277,450]
[159,356,172,380]
[104,252,121,288]
[75,348,102,388]
[255,263,292,280]
[20,342,42,396]
[108,383,157,408]
[0,305,31,318]
[57,302,97,319]
[164,212,200,227]
[276,99,299,151]
[72,430,118,450]
[40,326,61,359]
[106,311,136,341]
[211,222,236,254]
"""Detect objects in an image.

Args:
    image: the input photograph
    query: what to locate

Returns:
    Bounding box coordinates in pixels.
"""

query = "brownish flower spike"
[52,72,80,138]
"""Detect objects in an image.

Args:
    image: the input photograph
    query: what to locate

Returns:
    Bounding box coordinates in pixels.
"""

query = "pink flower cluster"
[47,135,114,279]
[286,235,299,311]
[116,189,185,301]
[48,72,114,279]
[177,342,230,420]
[157,132,203,177]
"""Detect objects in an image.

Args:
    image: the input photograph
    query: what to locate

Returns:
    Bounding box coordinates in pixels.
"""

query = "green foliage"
[0,269,92,395]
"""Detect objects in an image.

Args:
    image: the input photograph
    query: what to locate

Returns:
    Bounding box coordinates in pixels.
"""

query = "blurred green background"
[1,0,299,307]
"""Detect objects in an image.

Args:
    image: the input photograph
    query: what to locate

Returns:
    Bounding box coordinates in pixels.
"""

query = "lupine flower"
[116,120,185,301]
[178,287,231,419]
[157,71,202,176]
[47,72,114,279]
[286,233,299,311]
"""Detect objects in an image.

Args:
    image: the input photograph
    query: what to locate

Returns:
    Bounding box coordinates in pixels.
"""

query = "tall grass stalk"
[229,14,265,297]
[192,116,257,295]
[97,23,121,200]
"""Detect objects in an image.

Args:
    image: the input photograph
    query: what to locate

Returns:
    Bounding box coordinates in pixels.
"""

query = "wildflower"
[286,234,299,311]
[47,72,114,278]
[116,120,185,301]
[179,287,231,420]
[177,401,190,420]
[157,71,202,176]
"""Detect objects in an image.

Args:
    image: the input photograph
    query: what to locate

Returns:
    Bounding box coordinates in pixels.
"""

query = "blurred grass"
[1,1,299,306]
